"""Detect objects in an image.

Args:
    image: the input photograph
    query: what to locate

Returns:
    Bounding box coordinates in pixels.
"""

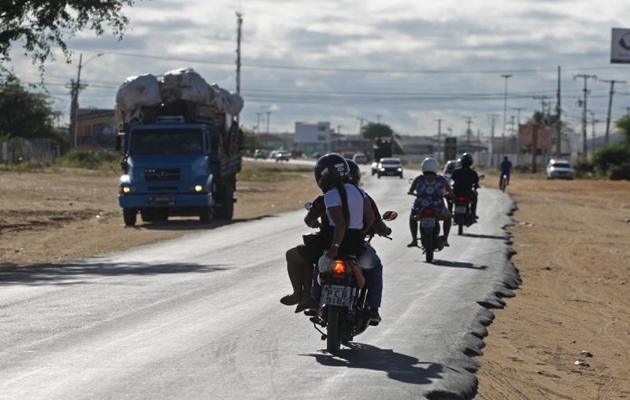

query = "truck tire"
[123,208,137,227]
[215,184,234,220]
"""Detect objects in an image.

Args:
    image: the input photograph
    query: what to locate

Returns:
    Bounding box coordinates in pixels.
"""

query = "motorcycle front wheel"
[326,306,341,352]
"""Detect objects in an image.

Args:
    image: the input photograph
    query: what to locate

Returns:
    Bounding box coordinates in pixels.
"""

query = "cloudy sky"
[9,0,630,138]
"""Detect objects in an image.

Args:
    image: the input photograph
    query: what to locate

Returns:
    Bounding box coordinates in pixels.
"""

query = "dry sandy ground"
[1,162,629,399]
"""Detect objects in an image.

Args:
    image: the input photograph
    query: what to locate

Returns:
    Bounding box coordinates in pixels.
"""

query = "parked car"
[442,159,461,180]
[546,159,574,180]
[376,157,404,178]
[253,149,268,159]
[352,153,368,165]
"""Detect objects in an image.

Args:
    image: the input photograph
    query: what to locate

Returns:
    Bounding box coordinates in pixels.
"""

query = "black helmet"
[345,159,361,184]
[461,153,473,167]
[314,153,349,192]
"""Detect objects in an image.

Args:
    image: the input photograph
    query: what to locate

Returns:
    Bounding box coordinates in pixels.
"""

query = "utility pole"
[376,114,382,124]
[256,112,261,133]
[67,52,102,148]
[574,74,597,158]
[533,95,551,124]
[435,118,444,162]
[556,66,562,158]
[266,110,271,135]
[510,107,525,125]
[501,74,513,156]
[235,12,243,123]
[600,79,625,144]
[356,117,366,135]
[464,116,474,152]
[487,113,499,167]
[589,111,602,150]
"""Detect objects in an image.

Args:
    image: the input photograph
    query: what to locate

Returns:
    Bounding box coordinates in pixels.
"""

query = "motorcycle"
[453,195,474,236]
[411,206,444,263]
[307,210,397,353]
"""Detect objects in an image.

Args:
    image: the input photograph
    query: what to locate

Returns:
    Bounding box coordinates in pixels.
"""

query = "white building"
[293,121,331,156]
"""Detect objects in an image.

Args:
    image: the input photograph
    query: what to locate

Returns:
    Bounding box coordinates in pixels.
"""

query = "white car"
[546,159,574,180]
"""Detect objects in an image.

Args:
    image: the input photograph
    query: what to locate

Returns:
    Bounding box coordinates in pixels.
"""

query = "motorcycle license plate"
[420,217,436,228]
[455,206,467,214]
[322,285,352,306]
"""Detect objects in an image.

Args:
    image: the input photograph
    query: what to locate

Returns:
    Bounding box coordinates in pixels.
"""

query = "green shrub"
[592,143,630,174]
[57,149,121,169]
[609,163,630,180]
[573,160,596,178]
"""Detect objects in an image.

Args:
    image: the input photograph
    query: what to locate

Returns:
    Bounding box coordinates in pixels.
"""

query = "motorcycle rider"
[406,157,453,248]
[305,159,391,322]
[499,156,513,187]
[280,154,374,313]
[449,153,480,221]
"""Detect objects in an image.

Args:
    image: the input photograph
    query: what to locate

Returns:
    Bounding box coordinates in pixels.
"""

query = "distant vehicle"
[253,149,268,159]
[274,150,291,162]
[546,159,574,180]
[352,153,368,165]
[442,159,461,179]
[376,157,403,179]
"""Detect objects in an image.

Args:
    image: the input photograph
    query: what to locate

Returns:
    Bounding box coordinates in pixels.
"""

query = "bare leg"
[280,247,304,305]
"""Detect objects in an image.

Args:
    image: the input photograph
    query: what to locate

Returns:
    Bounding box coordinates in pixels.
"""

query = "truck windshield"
[130,128,204,156]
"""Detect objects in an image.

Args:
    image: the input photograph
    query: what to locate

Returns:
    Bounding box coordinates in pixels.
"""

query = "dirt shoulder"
[475,177,630,399]
[1,163,629,399]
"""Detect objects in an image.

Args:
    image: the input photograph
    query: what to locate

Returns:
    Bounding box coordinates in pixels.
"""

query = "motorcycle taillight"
[421,208,435,216]
[457,196,467,202]
[332,260,346,274]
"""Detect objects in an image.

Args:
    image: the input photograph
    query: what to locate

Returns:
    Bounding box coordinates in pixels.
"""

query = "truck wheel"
[200,206,213,224]
[216,185,234,220]
[123,208,137,227]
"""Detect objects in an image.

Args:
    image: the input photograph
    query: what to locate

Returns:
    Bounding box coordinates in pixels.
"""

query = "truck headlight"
[118,186,133,194]
[194,185,203,192]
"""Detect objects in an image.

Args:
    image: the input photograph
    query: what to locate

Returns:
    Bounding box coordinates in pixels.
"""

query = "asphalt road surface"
[0,167,517,400]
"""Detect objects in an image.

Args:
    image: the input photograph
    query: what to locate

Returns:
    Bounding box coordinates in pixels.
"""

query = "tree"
[614,115,630,144]
[361,122,394,141]
[1,1,137,73]
[0,74,59,140]
[240,127,260,154]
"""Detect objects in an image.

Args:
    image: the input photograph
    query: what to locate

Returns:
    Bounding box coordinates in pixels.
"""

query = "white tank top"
[324,183,365,229]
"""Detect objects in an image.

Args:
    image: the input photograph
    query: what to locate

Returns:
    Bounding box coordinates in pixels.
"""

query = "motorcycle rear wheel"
[423,234,434,263]
[326,306,341,352]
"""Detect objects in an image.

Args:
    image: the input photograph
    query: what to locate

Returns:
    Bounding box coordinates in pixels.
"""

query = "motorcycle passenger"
[306,159,391,322]
[449,153,480,220]
[280,153,374,313]
[499,156,513,187]
[406,157,453,248]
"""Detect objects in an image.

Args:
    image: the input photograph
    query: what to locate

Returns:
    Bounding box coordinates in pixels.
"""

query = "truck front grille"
[145,168,180,181]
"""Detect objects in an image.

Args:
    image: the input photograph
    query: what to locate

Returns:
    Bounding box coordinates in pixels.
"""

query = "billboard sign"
[611,28,630,64]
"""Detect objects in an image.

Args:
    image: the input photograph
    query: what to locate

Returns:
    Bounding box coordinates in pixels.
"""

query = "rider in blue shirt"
[499,156,513,187]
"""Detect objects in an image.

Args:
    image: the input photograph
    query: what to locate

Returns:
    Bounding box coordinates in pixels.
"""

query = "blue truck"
[116,103,242,227]
[115,69,244,227]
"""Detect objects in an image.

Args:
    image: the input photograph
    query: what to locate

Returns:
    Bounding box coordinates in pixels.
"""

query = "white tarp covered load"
[115,68,244,126]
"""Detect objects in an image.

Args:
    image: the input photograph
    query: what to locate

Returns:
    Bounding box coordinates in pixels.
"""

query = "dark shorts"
[297,234,331,265]
[296,229,365,265]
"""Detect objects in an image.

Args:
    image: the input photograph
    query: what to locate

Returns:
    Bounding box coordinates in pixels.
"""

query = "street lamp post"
[71,52,103,148]
[501,74,512,156]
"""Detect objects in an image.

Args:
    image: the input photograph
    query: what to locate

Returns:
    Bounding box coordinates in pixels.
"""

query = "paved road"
[0,167,517,400]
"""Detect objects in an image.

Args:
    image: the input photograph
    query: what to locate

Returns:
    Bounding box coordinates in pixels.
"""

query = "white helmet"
[421,157,439,173]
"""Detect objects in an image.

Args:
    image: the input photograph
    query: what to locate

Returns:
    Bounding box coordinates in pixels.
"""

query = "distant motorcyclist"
[449,153,480,220]
[499,156,513,187]
[407,157,453,248]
